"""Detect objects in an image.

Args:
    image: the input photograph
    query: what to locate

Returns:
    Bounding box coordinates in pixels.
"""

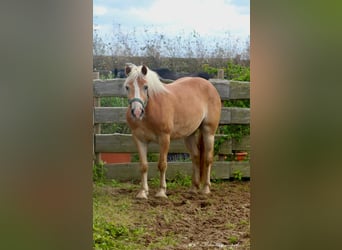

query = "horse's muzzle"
[131,107,144,119]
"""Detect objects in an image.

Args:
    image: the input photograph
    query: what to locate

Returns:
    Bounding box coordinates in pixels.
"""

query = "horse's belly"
[171,114,204,139]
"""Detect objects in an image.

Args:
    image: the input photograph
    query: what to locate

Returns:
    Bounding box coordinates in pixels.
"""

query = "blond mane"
[124,64,168,96]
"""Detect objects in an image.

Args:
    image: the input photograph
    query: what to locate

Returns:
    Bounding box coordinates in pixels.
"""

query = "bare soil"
[95,180,250,249]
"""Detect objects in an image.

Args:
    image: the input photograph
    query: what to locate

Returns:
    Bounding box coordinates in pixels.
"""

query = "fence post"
[217,69,227,161]
[93,72,101,165]
[217,69,224,80]
[92,71,99,80]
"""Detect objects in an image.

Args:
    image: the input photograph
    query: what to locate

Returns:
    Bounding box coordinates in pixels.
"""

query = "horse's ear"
[125,65,132,76]
[141,65,148,76]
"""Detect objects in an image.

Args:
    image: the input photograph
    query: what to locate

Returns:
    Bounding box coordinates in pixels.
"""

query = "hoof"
[155,189,168,198]
[202,185,211,194]
[136,190,148,199]
[189,186,199,194]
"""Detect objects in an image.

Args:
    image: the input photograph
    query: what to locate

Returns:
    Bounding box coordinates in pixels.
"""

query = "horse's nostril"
[131,108,135,116]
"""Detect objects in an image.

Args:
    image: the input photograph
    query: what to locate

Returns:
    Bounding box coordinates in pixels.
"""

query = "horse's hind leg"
[184,133,200,191]
[200,125,216,194]
[155,134,170,198]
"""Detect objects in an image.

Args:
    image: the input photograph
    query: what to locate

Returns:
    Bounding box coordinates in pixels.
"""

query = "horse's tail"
[198,131,206,183]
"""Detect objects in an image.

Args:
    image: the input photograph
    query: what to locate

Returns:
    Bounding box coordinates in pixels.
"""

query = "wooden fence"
[93,77,250,181]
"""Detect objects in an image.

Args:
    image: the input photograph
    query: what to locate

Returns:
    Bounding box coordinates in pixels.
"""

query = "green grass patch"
[149,171,192,189]
[93,182,181,249]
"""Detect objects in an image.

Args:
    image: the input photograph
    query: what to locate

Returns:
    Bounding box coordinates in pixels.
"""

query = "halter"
[128,92,149,108]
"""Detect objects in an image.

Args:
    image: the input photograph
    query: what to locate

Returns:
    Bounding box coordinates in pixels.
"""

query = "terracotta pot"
[235,152,248,161]
[101,153,131,163]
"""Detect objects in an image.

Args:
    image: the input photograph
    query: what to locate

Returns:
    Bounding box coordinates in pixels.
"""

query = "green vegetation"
[100,97,131,134]
[203,59,250,81]
[150,170,192,189]
[93,182,180,249]
[228,236,239,245]
[93,183,144,250]
[93,161,106,184]
[93,220,144,250]
[232,170,243,181]
[205,60,250,156]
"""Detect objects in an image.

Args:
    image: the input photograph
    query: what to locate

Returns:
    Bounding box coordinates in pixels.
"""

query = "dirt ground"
[94,180,250,250]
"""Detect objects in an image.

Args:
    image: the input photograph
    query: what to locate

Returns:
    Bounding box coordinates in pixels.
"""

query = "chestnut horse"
[124,63,221,199]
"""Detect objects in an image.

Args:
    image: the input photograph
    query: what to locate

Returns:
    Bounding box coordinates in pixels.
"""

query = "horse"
[124,63,221,199]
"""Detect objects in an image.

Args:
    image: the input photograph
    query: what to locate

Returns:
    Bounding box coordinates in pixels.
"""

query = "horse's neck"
[148,89,170,106]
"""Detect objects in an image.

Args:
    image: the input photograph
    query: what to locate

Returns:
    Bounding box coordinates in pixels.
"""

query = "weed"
[149,177,160,188]
[150,171,192,189]
[211,171,224,184]
[239,219,249,225]
[93,161,106,184]
[232,170,243,181]
[110,179,120,187]
[225,222,236,230]
[93,219,144,250]
[169,171,192,188]
[147,233,178,249]
[228,236,239,245]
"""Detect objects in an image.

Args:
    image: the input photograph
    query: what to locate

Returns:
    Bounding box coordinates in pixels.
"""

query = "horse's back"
[165,77,221,132]
[167,77,221,108]
[168,76,216,92]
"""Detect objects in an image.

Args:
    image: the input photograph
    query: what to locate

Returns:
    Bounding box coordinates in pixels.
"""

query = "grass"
[228,236,239,245]
[93,174,250,249]
[93,172,193,249]
[150,171,192,189]
[93,181,182,250]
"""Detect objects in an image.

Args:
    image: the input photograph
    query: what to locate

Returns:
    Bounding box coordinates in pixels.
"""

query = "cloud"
[93,0,249,39]
[93,5,108,16]
[128,0,249,37]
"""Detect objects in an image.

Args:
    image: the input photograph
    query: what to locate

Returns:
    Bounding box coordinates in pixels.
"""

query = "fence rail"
[93,78,250,181]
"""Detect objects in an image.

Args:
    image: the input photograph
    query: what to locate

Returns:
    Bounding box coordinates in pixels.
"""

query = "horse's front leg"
[155,134,170,198]
[134,138,149,199]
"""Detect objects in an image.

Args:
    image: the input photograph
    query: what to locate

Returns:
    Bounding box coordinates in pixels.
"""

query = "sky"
[93,0,250,42]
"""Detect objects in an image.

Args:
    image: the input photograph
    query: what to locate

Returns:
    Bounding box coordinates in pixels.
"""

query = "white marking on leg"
[135,139,149,199]
[137,171,148,199]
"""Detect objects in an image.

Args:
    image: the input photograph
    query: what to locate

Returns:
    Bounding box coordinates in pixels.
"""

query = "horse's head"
[124,63,149,120]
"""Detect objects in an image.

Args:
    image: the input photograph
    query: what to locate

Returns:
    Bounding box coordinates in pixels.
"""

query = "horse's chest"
[133,126,158,142]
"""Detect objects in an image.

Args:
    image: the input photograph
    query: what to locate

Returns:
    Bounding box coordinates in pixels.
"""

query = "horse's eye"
[125,86,129,91]
[143,85,148,91]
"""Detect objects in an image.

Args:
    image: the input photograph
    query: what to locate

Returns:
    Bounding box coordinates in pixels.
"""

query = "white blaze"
[133,79,140,99]
[132,79,143,118]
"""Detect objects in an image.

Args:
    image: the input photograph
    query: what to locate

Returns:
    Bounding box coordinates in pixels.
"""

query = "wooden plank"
[233,135,251,152]
[230,161,250,178]
[93,79,126,97]
[94,106,250,125]
[229,107,250,124]
[219,107,250,124]
[95,133,190,153]
[94,107,127,124]
[93,79,250,100]
[104,161,250,181]
[209,79,230,100]
[216,135,232,155]
[95,133,249,154]
[228,81,250,99]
